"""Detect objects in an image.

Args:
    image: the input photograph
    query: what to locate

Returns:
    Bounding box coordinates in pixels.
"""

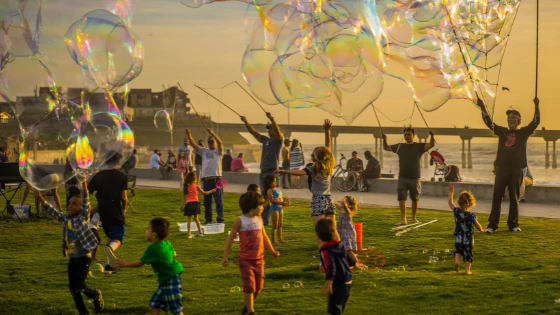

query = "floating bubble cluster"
[183,0,520,123]
[0,0,142,190]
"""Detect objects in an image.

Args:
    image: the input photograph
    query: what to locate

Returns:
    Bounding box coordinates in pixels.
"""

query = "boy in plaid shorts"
[116,218,184,315]
[223,192,280,315]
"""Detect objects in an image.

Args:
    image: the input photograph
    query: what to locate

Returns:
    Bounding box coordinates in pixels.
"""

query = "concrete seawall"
[130,168,560,204]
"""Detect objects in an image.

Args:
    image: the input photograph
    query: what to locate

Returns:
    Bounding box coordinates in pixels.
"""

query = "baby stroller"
[429,150,461,182]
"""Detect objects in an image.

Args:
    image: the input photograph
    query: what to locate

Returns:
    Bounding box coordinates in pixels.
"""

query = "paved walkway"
[137,178,560,219]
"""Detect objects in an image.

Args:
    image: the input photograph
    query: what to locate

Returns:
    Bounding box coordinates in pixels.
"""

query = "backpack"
[445,165,461,182]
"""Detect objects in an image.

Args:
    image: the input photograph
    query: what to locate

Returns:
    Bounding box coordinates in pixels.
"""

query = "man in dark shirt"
[88,152,128,274]
[240,112,283,226]
[359,150,381,192]
[477,98,540,233]
[383,127,435,226]
[121,149,138,175]
[222,149,233,172]
[346,151,364,172]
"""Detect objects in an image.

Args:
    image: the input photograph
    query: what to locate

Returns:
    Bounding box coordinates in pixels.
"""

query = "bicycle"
[332,153,358,192]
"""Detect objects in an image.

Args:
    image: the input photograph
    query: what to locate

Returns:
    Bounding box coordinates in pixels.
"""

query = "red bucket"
[354,222,363,251]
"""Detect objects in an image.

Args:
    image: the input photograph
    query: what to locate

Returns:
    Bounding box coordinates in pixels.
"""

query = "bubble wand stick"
[395,219,438,236]
[194,84,242,116]
[234,81,267,113]
[177,82,210,130]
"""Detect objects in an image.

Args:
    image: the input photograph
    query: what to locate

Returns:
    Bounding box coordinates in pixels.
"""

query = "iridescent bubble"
[88,263,105,278]
[398,266,406,271]
[64,9,144,91]
[293,281,303,288]
[229,286,241,293]
[154,110,173,132]
[282,283,290,289]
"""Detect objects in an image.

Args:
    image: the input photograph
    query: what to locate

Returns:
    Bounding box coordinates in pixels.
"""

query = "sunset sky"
[4,0,559,144]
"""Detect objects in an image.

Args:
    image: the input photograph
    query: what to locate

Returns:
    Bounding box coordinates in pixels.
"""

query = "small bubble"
[230,286,241,293]
[398,266,406,271]
[294,281,304,288]
[444,248,450,253]
[422,250,428,254]
[555,298,560,304]
[282,283,290,289]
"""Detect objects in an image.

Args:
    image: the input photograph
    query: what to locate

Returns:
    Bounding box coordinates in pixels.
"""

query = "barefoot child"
[448,186,484,275]
[116,218,184,315]
[276,120,336,231]
[335,196,359,263]
[316,218,356,315]
[263,175,290,244]
[223,192,280,315]
[180,171,215,238]
[37,179,104,315]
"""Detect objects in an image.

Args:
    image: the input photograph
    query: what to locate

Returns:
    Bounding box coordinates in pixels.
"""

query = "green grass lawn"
[1,189,560,315]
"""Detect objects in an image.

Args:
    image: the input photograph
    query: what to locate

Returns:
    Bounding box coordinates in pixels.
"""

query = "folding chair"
[126,175,137,212]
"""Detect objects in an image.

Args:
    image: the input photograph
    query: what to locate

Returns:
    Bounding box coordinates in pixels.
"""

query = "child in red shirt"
[180,172,215,238]
[223,192,279,315]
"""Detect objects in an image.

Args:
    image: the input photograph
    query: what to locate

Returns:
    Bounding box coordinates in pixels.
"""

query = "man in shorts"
[383,127,435,226]
[88,152,128,274]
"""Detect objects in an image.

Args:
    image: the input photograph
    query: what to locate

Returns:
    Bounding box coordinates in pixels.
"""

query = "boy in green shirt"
[116,218,184,315]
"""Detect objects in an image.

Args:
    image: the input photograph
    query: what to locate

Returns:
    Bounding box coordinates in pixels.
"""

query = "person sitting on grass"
[116,218,184,315]
[335,196,359,264]
[223,192,280,315]
[246,184,260,195]
[180,171,216,238]
[448,186,484,275]
[36,178,104,315]
[263,175,291,244]
[316,218,356,315]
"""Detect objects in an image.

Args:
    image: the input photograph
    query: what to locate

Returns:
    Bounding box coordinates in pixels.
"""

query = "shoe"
[104,264,117,274]
[104,246,118,267]
[511,227,522,232]
[242,306,248,315]
[188,234,194,239]
[519,199,526,203]
[93,289,104,314]
[485,227,496,234]
[195,233,204,237]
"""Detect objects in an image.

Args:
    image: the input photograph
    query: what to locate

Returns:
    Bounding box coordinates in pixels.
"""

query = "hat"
[506,109,521,118]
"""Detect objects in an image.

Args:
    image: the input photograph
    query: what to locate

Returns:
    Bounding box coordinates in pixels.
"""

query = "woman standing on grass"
[276,120,336,232]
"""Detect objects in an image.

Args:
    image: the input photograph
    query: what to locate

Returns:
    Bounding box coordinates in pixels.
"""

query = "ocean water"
[245,143,560,186]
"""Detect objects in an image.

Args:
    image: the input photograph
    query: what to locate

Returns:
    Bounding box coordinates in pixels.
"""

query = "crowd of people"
[21,96,542,315]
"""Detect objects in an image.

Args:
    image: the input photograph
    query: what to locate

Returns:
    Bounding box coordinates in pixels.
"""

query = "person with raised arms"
[383,127,435,226]
[185,128,225,224]
[476,98,540,233]
[240,112,284,226]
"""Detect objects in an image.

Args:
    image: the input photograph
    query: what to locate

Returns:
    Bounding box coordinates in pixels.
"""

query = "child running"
[276,120,336,230]
[334,196,359,263]
[316,218,356,315]
[180,171,216,238]
[116,218,184,315]
[223,192,280,315]
[263,175,290,244]
[37,179,104,315]
[448,186,484,275]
